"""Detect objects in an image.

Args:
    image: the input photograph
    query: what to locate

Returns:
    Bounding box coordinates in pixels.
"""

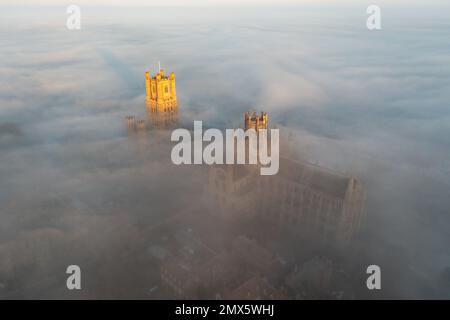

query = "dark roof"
[278,157,350,199]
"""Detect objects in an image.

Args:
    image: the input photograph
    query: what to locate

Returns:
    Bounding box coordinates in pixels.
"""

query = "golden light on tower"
[244,111,268,131]
[144,64,179,129]
[145,66,178,113]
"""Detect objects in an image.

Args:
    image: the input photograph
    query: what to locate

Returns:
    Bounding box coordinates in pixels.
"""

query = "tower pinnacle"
[145,66,178,112]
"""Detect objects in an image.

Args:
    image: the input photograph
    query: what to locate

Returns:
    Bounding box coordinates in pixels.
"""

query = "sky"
[1,2,450,298]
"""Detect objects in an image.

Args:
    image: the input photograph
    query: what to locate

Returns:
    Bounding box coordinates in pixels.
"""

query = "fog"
[0,4,450,299]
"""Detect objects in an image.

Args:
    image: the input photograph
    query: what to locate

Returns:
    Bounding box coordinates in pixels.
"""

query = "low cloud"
[0,4,449,299]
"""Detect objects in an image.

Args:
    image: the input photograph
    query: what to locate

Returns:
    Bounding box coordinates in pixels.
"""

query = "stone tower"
[145,69,178,112]
[145,68,179,129]
[244,111,268,131]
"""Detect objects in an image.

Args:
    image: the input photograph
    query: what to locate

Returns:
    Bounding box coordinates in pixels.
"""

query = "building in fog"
[207,112,365,244]
[125,66,179,133]
[145,68,178,111]
[257,157,365,243]
[226,275,287,300]
[157,218,284,299]
[145,68,179,129]
[285,256,333,299]
[244,111,268,131]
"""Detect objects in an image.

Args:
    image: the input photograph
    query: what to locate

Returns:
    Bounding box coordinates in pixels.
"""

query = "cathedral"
[207,112,365,245]
[126,66,366,245]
